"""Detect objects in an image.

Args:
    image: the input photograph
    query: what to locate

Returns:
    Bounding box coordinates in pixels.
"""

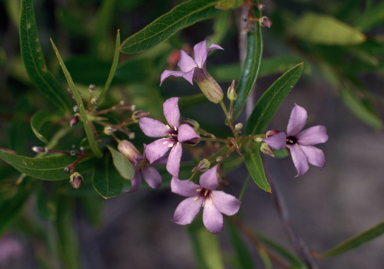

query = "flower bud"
[70,172,83,189]
[216,156,223,162]
[266,129,281,137]
[235,123,243,133]
[73,105,79,112]
[132,110,149,123]
[180,118,200,132]
[227,80,237,101]
[32,146,47,153]
[70,113,81,127]
[192,158,210,172]
[88,84,95,93]
[91,96,98,105]
[194,69,223,103]
[259,16,272,28]
[104,126,117,135]
[260,143,274,157]
[118,140,142,163]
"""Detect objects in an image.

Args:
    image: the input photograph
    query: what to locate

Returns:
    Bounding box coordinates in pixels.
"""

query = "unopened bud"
[128,132,135,140]
[132,110,149,122]
[70,113,81,127]
[91,96,98,105]
[70,172,83,189]
[192,159,211,172]
[216,156,223,162]
[32,146,47,153]
[194,70,223,103]
[118,140,142,163]
[89,84,95,93]
[259,16,272,28]
[104,126,117,135]
[235,123,243,133]
[180,118,200,132]
[266,129,280,138]
[260,143,274,157]
[73,105,79,112]
[227,80,237,101]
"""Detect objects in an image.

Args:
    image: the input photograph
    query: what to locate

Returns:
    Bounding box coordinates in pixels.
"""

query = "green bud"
[118,140,141,163]
[192,159,211,172]
[260,143,274,157]
[227,80,237,101]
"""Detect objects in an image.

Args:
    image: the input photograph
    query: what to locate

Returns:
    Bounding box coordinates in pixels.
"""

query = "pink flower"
[171,165,241,234]
[263,104,328,177]
[139,97,200,177]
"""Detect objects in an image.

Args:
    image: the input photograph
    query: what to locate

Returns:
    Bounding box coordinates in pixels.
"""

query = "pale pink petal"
[160,70,187,85]
[300,145,326,170]
[296,126,328,146]
[145,138,174,163]
[201,43,224,67]
[263,132,287,150]
[193,40,208,68]
[199,165,219,190]
[167,142,182,177]
[178,50,197,72]
[178,124,200,143]
[173,197,203,225]
[139,117,170,137]
[290,144,309,177]
[163,97,180,129]
[203,201,224,234]
[171,177,200,197]
[211,190,241,216]
[182,68,196,84]
[127,170,142,193]
[141,165,162,189]
[287,104,307,136]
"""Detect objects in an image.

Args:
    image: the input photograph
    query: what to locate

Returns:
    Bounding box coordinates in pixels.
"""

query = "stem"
[220,100,238,140]
[199,137,228,143]
[93,105,135,116]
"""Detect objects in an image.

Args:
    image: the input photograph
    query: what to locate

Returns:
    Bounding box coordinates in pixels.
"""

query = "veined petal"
[290,144,309,177]
[178,50,197,72]
[199,165,219,190]
[182,68,196,84]
[300,145,326,170]
[287,104,307,136]
[139,117,169,137]
[296,126,328,146]
[163,97,180,129]
[263,132,287,150]
[127,170,142,193]
[141,165,162,189]
[167,142,182,177]
[178,124,200,143]
[211,190,241,216]
[203,201,224,234]
[193,40,208,68]
[160,70,187,85]
[145,138,173,163]
[173,197,203,225]
[171,177,200,197]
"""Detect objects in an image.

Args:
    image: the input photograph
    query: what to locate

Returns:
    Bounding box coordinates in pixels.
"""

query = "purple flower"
[171,165,241,234]
[263,104,328,177]
[160,40,224,103]
[139,97,200,177]
[118,140,162,192]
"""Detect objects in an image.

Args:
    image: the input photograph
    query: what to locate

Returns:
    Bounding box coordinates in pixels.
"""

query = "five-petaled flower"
[171,165,241,234]
[139,97,200,177]
[263,104,328,177]
[160,40,224,103]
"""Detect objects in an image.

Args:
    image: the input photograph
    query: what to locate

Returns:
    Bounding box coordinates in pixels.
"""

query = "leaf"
[231,6,263,122]
[245,63,304,136]
[19,0,71,112]
[107,145,135,180]
[320,222,384,258]
[114,58,153,83]
[244,143,270,192]
[92,153,124,199]
[0,149,94,181]
[119,0,221,54]
[354,2,384,31]
[50,39,103,157]
[290,12,366,45]
[30,110,53,143]
[36,181,56,220]
[207,10,231,45]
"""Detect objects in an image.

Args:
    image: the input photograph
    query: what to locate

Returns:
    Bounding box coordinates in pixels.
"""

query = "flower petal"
[290,144,309,177]
[193,40,208,68]
[199,165,219,190]
[171,177,200,197]
[126,170,142,193]
[139,117,170,137]
[141,165,162,189]
[167,142,182,177]
[160,70,187,85]
[287,104,307,136]
[203,201,224,234]
[211,190,241,216]
[145,138,173,163]
[172,197,203,225]
[178,50,197,72]
[296,125,328,146]
[182,68,196,84]
[263,132,287,150]
[163,97,181,129]
[300,145,326,170]
[178,124,200,143]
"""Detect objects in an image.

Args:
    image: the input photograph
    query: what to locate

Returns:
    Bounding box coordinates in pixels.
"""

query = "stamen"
[194,196,199,201]
[204,189,209,196]
[162,141,168,145]
[196,188,201,192]
[166,125,171,129]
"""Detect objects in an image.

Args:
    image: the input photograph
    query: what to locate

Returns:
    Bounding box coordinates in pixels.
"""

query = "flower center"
[195,188,214,207]
[137,159,149,170]
[166,125,179,142]
[286,136,297,145]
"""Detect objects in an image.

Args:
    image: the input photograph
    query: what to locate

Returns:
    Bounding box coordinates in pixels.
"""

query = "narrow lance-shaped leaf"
[107,145,134,180]
[120,0,221,54]
[231,6,263,122]
[50,39,103,158]
[20,0,71,112]
[30,110,53,143]
[244,143,270,192]
[245,63,304,136]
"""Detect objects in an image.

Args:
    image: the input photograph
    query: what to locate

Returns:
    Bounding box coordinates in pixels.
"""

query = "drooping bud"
[70,172,83,189]
[235,123,243,133]
[227,80,237,101]
[132,110,149,123]
[260,143,274,157]
[32,146,47,153]
[104,126,117,135]
[194,69,223,103]
[266,129,280,138]
[70,113,81,127]
[192,158,211,172]
[259,16,272,28]
[180,118,200,132]
[118,140,142,163]
[88,84,95,93]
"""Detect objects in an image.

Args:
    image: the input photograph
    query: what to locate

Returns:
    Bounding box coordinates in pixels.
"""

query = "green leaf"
[0,149,94,181]
[245,63,304,136]
[244,143,270,192]
[36,181,56,220]
[30,110,53,143]
[290,12,366,45]
[354,2,384,31]
[320,222,384,258]
[50,39,103,157]
[231,6,263,122]
[114,58,153,83]
[107,145,135,180]
[119,0,221,54]
[92,154,123,199]
[19,0,71,112]
[207,10,231,45]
